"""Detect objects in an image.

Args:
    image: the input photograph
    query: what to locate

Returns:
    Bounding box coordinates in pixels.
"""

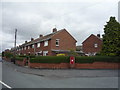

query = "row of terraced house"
[6,28,103,56]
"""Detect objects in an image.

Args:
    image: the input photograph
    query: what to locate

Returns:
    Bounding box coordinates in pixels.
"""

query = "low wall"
[15,58,28,66]
[3,57,11,62]
[16,60,24,66]
[29,63,70,69]
[75,62,119,69]
[28,62,120,69]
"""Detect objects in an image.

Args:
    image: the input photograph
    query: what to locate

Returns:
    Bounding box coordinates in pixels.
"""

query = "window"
[56,39,59,46]
[37,43,40,48]
[44,41,48,46]
[94,43,98,48]
[28,46,30,49]
[43,51,48,56]
[24,47,26,50]
[32,44,34,48]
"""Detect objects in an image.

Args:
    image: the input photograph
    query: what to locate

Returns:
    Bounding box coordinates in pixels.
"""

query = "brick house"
[82,34,102,56]
[16,28,77,56]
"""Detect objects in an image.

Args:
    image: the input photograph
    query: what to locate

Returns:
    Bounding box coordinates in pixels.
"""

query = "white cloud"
[1,0,119,52]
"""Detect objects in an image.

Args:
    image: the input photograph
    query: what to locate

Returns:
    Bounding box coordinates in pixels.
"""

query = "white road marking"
[0,80,12,89]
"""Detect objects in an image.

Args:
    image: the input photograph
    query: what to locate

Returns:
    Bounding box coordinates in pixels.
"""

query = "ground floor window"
[43,51,48,56]
[36,51,42,56]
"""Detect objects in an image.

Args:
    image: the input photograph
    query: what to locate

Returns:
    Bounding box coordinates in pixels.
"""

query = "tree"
[101,16,120,56]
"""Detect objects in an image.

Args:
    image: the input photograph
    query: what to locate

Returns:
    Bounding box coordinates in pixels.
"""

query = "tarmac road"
[2,60,119,88]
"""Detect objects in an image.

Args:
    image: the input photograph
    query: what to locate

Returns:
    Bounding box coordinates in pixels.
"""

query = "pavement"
[2,60,119,78]
[1,59,120,88]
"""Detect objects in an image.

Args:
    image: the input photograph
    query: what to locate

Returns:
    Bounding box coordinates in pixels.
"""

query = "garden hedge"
[4,52,13,58]
[30,56,120,63]
[15,57,24,61]
[30,56,70,63]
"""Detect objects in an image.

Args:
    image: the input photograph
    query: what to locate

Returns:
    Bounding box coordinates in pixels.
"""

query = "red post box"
[70,56,75,64]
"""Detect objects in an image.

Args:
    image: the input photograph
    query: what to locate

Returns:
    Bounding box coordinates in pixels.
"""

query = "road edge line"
[0,80,12,89]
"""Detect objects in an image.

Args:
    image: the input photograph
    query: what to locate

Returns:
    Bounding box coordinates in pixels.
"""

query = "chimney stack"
[31,38,34,41]
[39,34,43,38]
[97,34,100,38]
[53,28,57,32]
[25,41,27,43]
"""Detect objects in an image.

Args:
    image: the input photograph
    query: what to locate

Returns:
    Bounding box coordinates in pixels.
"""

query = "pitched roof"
[20,29,64,47]
[82,34,102,44]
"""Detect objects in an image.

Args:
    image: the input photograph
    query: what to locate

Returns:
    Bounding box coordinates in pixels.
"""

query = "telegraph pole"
[14,29,17,55]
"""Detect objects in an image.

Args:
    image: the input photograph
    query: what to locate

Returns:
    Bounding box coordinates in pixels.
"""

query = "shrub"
[28,55,36,58]
[17,55,27,57]
[75,56,94,63]
[29,56,120,64]
[30,56,70,63]
[4,52,13,58]
[15,57,24,61]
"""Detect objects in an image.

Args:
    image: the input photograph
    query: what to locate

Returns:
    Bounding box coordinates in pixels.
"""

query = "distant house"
[82,34,102,56]
[16,28,77,56]
[76,45,82,51]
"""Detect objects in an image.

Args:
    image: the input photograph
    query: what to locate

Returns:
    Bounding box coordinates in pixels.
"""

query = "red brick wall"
[3,57,11,62]
[28,62,120,69]
[75,62,119,69]
[29,63,70,69]
[16,29,76,56]
[82,34,102,54]
[16,60,24,66]
[51,29,76,51]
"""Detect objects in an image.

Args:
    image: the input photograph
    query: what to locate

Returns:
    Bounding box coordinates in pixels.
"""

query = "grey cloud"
[1,1,119,52]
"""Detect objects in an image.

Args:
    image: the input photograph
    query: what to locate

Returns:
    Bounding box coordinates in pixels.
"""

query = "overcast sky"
[0,0,119,52]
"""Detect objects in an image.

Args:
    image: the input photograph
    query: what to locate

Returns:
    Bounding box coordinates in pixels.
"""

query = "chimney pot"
[97,34,100,38]
[25,41,27,43]
[53,28,57,32]
[31,38,34,41]
[39,34,43,38]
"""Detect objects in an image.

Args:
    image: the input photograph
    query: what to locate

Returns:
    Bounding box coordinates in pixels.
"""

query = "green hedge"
[15,57,24,61]
[4,52,13,58]
[30,56,120,63]
[30,56,70,63]
[75,56,94,63]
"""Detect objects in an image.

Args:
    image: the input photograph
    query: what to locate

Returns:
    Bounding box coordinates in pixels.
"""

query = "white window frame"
[94,43,98,48]
[43,51,48,56]
[24,47,26,50]
[28,46,30,49]
[32,44,34,48]
[37,43,40,48]
[44,41,48,46]
[56,39,60,46]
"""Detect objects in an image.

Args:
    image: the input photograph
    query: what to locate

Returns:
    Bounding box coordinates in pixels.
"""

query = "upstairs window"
[32,44,34,48]
[37,43,40,48]
[44,41,48,46]
[94,43,98,48]
[56,39,59,46]
[24,47,26,50]
[28,46,30,49]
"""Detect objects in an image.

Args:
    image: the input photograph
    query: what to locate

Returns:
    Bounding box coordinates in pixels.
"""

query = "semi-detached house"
[16,28,77,56]
[82,34,102,56]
